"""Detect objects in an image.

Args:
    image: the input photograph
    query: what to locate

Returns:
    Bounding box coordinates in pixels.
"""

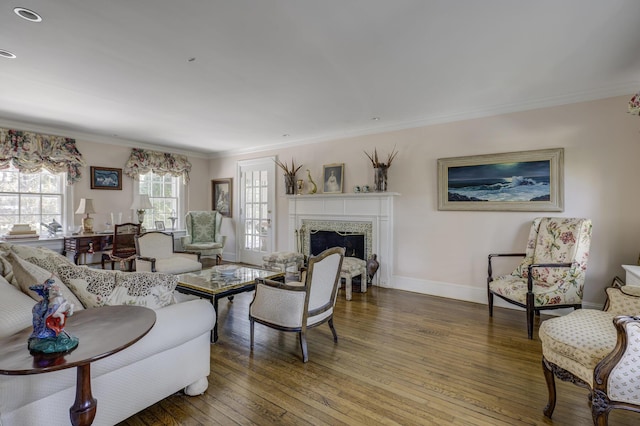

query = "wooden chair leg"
[542,358,557,418]
[299,331,308,363]
[526,292,535,339]
[328,318,338,342]
[488,290,494,317]
[249,319,254,349]
[591,389,611,426]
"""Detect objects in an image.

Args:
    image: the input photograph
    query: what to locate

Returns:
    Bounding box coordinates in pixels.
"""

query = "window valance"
[123,148,192,183]
[0,128,86,185]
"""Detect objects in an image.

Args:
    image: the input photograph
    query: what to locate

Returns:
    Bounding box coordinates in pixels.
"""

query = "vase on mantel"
[374,166,388,192]
[284,174,296,195]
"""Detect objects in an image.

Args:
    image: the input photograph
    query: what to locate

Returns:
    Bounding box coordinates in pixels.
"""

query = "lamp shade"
[130,194,152,210]
[75,198,96,215]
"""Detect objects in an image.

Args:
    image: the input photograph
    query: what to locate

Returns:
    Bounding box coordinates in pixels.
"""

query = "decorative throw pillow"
[107,271,178,309]
[6,252,84,310]
[606,286,640,316]
[0,243,73,275]
[0,253,15,286]
[57,265,118,308]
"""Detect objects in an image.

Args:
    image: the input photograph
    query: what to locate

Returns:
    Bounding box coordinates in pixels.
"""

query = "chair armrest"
[135,256,157,272]
[594,316,640,402]
[174,251,201,262]
[526,262,573,291]
[215,235,227,246]
[181,235,193,245]
[487,253,526,282]
[255,277,306,292]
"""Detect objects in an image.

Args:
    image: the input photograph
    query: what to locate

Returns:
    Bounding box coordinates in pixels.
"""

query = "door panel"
[238,158,275,265]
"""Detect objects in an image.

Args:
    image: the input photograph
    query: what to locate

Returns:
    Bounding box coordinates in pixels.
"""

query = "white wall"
[210,95,640,307]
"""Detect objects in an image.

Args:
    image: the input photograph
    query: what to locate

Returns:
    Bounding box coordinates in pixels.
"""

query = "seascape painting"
[437,148,564,212]
[447,160,550,202]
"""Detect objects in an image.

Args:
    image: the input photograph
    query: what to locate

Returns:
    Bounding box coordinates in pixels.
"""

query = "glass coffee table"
[176,265,284,343]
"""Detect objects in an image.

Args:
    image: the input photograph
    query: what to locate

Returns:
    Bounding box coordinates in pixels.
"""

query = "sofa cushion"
[0,276,35,339]
[6,252,84,310]
[57,265,117,308]
[106,271,178,309]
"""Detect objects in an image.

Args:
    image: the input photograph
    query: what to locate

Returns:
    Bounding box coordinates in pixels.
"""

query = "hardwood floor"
[118,286,637,426]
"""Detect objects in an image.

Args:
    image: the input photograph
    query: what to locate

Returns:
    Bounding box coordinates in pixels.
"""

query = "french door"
[237,157,276,265]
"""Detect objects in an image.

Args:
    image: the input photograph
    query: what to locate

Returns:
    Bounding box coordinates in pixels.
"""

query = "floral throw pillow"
[6,252,84,310]
[107,271,177,309]
[57,265,118,308]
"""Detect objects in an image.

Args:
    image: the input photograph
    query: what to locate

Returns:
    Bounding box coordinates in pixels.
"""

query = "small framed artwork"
[323,163,344,193]
[212,178,232,217]
[90,166,122,190]
[437,148,564,212]
[155,221,165,231]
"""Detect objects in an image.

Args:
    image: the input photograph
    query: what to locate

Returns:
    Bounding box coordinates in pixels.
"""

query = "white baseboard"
[381,275,601,314]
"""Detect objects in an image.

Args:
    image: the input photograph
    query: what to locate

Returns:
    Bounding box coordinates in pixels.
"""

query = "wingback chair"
[488,217,592,339]
[135,231,202,274]
[249,247,344,363]
[540,279,640,425]
[181,211,226,264]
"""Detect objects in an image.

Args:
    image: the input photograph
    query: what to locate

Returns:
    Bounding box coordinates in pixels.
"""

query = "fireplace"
[301,219,372,261]
[287,192,398,286]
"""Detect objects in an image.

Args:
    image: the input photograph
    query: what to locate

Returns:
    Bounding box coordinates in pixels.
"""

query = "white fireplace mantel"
[287,192,399,286]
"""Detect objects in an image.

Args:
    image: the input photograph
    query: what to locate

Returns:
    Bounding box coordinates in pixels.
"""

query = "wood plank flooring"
[118,286,637,425]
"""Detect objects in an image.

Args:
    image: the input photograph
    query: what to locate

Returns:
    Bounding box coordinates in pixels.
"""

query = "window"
[0,165,65,235]
[137,172,181,230]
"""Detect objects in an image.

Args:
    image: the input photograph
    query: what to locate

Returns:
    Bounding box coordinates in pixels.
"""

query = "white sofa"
[0,242,215,426]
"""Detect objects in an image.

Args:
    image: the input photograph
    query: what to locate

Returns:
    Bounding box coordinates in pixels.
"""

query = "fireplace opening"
[309,230,365,288]
[309,230,365,259]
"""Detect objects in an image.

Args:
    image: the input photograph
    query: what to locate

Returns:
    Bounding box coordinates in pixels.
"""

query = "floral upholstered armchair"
[540,279,640,425]
[181,211,226,265]
[487,217,592,338]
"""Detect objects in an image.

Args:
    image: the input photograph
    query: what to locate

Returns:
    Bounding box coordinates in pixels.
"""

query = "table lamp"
[75,198,96,234]
[130,194,152,229]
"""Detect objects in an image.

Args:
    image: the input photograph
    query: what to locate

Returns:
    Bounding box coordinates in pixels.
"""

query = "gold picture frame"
[437,148,564,211]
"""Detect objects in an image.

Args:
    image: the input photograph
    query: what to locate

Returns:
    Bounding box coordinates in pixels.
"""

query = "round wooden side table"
[0,305,156,426]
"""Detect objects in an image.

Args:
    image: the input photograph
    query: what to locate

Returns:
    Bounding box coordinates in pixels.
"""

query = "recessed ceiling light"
[371,117,380,121]
[14,7,42,22]
[188,57,196,62]
[0,50,17,59]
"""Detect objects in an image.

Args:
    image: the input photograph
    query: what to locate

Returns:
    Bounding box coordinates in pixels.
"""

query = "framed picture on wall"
[322,163,344,193]
[90,166,122,190]
[437,148,564,211]
[212,178,232,217]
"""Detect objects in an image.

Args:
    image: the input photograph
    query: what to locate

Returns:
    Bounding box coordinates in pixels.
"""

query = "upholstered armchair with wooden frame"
[135,231,202,274]
[487,217,592,339]
[181,211,226,265]
[101,222,141,271]
[540,278,640,425]
[249,247,344,363]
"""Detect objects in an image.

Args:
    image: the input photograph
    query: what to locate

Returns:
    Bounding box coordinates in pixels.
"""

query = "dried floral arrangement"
[274,158,303,176]
[364,146,399,168]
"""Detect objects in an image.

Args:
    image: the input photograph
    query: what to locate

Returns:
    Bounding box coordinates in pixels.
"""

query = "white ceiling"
[1,1,639,157]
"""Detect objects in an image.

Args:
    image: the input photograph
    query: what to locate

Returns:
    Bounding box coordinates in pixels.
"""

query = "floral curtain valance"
[0,128,86,185]
[123,148,192,183]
